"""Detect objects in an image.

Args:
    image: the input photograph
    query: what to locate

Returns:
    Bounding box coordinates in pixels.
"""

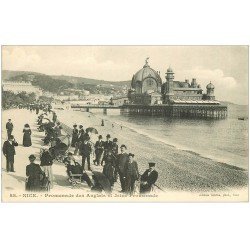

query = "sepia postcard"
[1,45,249,202]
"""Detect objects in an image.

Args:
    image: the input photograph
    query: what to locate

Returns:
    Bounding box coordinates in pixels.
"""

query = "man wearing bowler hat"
[6,119,14,139]
[2,135,18,172]
[124,153,139,195]
[94,135,105,166]
[101,134,113,165]
[140,162,158,193]
[116,144,129,192]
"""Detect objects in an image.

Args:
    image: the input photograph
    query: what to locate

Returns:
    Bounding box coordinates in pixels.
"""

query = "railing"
[71,104,121,108]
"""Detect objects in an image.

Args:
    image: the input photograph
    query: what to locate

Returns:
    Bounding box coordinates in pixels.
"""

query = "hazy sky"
[2,46,248,105]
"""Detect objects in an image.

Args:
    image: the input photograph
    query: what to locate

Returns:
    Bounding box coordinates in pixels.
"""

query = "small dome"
[206,81,215,89]
[167,67,174,73]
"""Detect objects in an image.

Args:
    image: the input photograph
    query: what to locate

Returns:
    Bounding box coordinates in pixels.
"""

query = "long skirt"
[103,163,116,186]
[41,165,54,188]
[23,133,32,147]
[26,177,41,191]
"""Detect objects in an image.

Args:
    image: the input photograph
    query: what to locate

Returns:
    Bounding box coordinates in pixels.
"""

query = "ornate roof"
[131,59,162,89]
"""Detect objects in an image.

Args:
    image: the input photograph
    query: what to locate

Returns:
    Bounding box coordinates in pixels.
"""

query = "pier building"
[125,59,227,119]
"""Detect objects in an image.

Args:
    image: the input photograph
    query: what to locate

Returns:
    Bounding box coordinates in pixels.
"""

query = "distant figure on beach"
[140,162,158,193]
[116,144,129,192]
[80,136,92,171]
[23,124,32,147]
[124,153,139,195]
[101,119,104,126]
[120,124,123,130]
[35,106,39,115]
[40,146,54,189]
[2,135,18,172]
[112,123,114,128]
[94,135,104,166]
[26,155,43,192]
[71,124,78,147]
[6,119,13,139]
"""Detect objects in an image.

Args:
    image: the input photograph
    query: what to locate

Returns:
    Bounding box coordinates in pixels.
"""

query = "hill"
[2,70,130,95]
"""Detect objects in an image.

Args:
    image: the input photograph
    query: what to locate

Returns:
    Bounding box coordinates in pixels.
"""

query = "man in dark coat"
[78,125,85,142]
[94,135,104,165]
[6,119,14,139]
[74,125,85,155]
[26,155,43,191]
[71,124,78,147]
[116,144,129,192]
[112,138,119,157]
[101,134,113,165]
[2,135,18,172]
[124,153,139,195]
[80,136,92,170]
[140,162,159,193]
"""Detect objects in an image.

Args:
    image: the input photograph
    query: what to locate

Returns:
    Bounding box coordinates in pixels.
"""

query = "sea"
[90,103,249,170]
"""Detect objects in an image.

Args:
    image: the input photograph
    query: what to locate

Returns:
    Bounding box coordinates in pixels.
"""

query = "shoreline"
[56,108,248,192]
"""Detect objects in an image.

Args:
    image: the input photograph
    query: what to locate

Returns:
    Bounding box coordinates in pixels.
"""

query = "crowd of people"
[2,104,159,195]
[68,119,159,194]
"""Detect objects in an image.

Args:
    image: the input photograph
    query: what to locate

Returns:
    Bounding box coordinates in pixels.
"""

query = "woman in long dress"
[102,150,116,187]
[23,124,32,147]
[26,155,43,192]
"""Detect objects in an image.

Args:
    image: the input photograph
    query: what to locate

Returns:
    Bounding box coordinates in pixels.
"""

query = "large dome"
[131,60,162,89]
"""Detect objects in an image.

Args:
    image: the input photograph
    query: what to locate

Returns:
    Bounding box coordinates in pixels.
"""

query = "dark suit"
[116,152,128,191]
[94,140,104,165]
[124,161,139,194]
[101,140,113,165]
[6,122,13,139]
[80,142,92,170]
[71,128,78,147]
[2,140,18,172]
[74,129,85,155]
[140,169,158,193]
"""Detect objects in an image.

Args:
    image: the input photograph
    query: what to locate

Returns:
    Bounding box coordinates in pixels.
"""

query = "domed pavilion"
[128,58,163,105]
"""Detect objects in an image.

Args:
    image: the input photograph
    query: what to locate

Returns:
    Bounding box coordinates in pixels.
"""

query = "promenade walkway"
[1,109,122,194]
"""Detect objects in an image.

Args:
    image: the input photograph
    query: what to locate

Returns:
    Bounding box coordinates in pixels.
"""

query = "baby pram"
[49,135,71,162]
[40,172,51,192]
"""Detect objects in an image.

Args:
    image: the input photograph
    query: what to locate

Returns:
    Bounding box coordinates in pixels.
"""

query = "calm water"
[91,104,249,169]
